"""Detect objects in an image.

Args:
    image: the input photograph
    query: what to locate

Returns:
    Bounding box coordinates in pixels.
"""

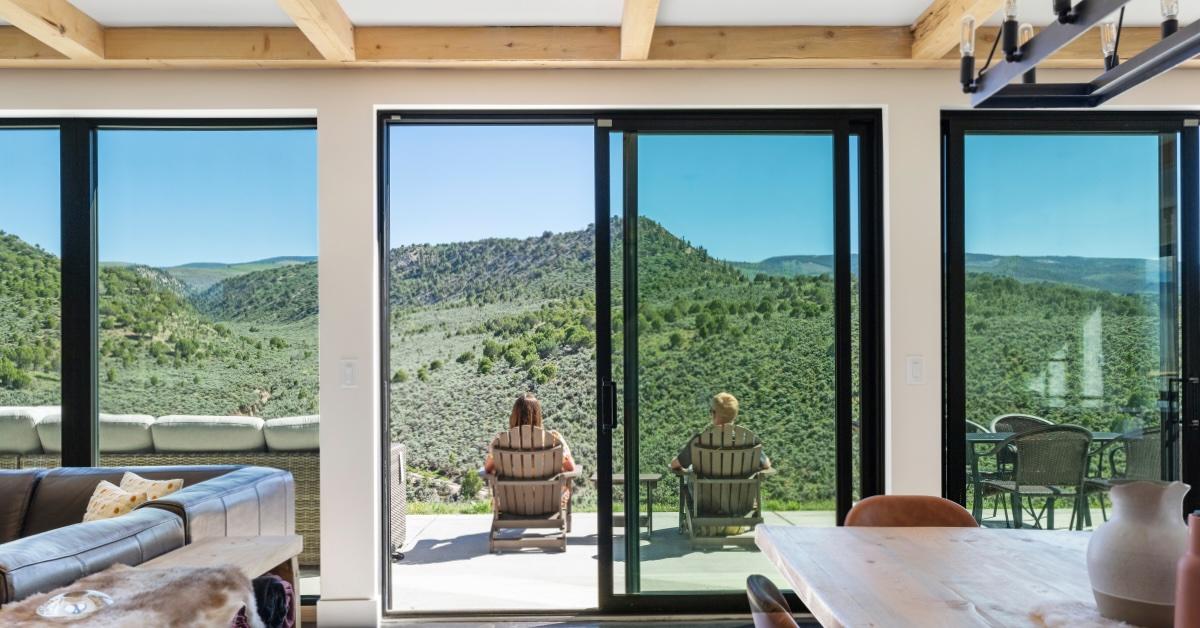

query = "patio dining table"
[965,430,1121,523]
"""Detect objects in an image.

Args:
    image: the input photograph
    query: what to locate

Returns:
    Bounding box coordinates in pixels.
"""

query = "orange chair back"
[746,575,799,628]
[844,495,978,527]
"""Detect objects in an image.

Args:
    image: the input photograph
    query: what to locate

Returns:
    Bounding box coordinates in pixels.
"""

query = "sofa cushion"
[119,471,183,501]
[0,470,43,544]
[0,508,183,605]
[83,480,147,522]
[152,415,266,452]
[264,415,319,451]
[0,409,44,455]
[21,466,240,537]
[35,413,156,454]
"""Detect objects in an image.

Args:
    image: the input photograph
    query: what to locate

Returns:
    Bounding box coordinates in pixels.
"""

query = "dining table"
[755,525,1098,627]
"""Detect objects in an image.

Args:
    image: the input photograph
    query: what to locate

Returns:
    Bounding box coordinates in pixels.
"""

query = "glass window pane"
[0,128,61,468]
[385,124,597,612]
[94,127,320,582]
[962,133,1177,530]
[633,133,838,593]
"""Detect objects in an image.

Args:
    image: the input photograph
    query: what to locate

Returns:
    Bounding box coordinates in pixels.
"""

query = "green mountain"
[965,253,1155,295]
[0,231,318,418]
[197,262,318,323]
[105,256,318,294]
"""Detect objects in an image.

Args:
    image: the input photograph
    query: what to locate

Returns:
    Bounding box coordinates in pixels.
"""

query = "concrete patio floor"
[385,510,833,612]
[293,501,1107,611]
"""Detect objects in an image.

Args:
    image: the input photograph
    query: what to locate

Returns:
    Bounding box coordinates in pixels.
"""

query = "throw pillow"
[119,472,184,501]
[83,481,147,522]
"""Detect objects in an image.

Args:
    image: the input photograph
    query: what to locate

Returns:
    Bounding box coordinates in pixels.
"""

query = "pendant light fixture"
[964,0,1200,108]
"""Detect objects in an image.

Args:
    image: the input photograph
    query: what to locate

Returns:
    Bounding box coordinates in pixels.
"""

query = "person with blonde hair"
[669,392,771,471]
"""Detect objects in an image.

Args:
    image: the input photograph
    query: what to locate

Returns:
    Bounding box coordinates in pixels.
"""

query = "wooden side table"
[590,472,662,537]
[142,535,302,627]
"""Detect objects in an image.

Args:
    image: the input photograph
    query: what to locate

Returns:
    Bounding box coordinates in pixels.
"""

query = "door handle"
[599,379,618,433]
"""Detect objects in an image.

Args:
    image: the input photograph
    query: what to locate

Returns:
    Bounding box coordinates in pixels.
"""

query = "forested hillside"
[0,221,1162,512]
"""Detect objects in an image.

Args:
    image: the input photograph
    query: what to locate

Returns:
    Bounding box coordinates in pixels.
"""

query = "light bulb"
[1004,0,1020,20]
[1100,21,1118,56]
[1162,0,1180,20]
[1019,23,1035,46]
[960,15,976,57]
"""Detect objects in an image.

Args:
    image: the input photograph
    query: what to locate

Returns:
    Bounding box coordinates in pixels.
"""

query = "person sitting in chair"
[484,392,576,508]
[669,392,771,473]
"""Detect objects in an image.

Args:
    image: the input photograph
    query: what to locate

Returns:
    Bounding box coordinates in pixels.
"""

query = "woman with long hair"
[483,392,576,506]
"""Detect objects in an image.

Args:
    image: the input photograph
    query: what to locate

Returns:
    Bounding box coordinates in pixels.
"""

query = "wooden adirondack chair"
[484,425,580,552]
[675,423,773,546]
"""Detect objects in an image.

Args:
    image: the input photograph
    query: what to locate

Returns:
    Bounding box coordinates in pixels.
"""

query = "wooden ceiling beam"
[0,24,1192,69]
[275,0,355,61]
[912,0,1005,59]
[621,0,660,60]
[0,0,103,59]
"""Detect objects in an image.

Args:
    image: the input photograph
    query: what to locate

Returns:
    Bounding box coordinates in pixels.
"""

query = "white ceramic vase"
[1086,480,1190,628]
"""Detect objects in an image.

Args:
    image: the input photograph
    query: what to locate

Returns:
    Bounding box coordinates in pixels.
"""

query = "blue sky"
[389,125,595,246]
[0,129,61,255]
[965,134,1160,259]
[0,127,317,267]
[391,125,843,262]
[3,126,1167,267]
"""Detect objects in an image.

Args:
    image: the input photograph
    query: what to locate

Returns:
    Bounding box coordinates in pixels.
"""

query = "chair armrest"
[551,469,582,481]
[753,468,778,478]
[138,466,294,543]
[0,509,183,605]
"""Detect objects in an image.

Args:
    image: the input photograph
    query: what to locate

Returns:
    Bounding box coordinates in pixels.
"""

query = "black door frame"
[377,109,885,617]
[941,110,1200,515]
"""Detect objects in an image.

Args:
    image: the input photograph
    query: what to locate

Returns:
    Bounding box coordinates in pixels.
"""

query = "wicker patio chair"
[980,424,1092,530]
[965,419,999,522]
[989,413,1054,478]
[1084,426,1162,522]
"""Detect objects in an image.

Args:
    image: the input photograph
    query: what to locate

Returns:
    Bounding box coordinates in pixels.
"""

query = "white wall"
[2,67,1198,625]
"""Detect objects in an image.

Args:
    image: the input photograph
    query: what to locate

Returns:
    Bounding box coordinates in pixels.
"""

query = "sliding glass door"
[943,113,1200,525]
[378,111,883,616]
[597,113,883,609]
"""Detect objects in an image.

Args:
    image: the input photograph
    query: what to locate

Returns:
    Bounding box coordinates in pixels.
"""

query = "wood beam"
[0,25,1192,69]
[621,0,660,60]
[0,0,103,59]
[275,0,355,61]
[912,0,1005,60]
[356,27,618,63]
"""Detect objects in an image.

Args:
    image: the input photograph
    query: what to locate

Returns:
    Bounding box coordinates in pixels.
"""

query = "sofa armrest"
[139,466,294,543]
[0,508,183,605]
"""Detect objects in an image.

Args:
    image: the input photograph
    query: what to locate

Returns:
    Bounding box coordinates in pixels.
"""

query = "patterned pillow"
[83,481,147,522]
[119,472,184,501]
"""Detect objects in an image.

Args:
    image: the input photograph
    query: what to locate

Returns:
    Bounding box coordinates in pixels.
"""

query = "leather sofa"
[0,465,294,606]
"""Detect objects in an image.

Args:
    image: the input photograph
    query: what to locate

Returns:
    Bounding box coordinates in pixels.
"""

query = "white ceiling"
[15,0,1200,28]
[69,0,295,27]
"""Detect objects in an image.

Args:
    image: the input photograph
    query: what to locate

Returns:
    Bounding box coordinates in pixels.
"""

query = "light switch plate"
[340,359,358,388]
[906,355,925,385]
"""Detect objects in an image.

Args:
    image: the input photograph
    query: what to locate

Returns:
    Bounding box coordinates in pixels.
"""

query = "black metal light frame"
[968,0,1200,108]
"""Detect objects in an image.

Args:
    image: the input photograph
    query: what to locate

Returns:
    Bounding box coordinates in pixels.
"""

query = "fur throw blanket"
[0,563,262,628]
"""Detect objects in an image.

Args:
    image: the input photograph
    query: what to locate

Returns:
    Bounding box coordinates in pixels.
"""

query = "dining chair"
[1085,426,1162,522]
[844,495,978,527]
[965,420,998,522]
[988,414,1054,482]
[980,424,1093,530]
[746,574,799,628]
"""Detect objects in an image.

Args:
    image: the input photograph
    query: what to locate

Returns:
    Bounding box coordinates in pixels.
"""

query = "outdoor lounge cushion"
[36,414,156,454]
[152,415,266,452]
[264,416,319,451]
[0,408,44,455]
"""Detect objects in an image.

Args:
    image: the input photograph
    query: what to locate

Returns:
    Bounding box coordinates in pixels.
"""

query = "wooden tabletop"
[142,535,302,581]
[755,526,1094,628]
